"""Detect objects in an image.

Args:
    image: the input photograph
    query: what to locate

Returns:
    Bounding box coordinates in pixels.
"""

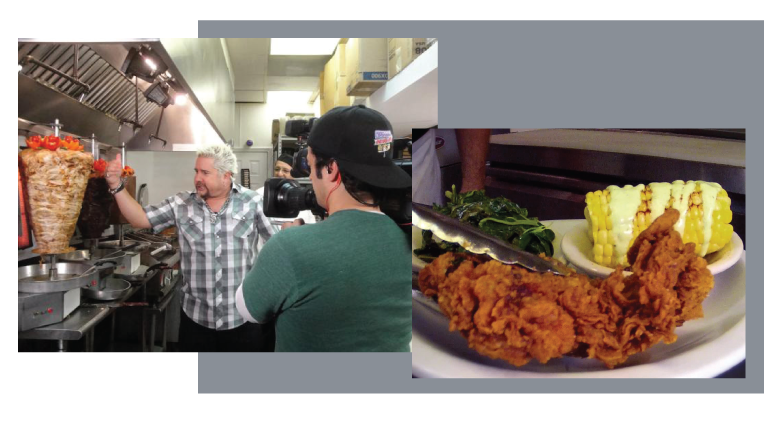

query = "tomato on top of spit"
[92,159,108,178]
[41,136,60,151]
[61,136,84,151]
[25,135,84,151]
[25,136,42,149]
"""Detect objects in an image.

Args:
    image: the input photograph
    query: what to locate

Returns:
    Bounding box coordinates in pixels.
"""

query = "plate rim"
[412,310,746,379]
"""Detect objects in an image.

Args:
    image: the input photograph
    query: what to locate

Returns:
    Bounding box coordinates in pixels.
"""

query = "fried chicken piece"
[418,208,714,369]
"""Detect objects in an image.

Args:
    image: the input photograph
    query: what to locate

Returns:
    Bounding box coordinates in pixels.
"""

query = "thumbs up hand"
[105,153,123,188]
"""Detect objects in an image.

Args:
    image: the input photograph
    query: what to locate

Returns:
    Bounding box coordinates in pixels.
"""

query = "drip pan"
[18,262,99,294]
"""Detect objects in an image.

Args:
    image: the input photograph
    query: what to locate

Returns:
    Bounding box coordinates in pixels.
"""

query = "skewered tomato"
[93,159,108,173]
[41,136,61,151]
[25,136,42,150]
[60,136,84,151]
[121,166,135,177]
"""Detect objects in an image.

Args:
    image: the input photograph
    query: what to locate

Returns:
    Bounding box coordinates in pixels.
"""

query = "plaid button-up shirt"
[144,182,275,330]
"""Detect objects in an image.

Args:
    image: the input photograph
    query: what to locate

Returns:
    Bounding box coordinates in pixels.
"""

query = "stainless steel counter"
[18,305,111,342]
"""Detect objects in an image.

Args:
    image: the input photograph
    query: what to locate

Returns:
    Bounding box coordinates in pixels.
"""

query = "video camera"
[284,118,316,139]
[263,118,317,218]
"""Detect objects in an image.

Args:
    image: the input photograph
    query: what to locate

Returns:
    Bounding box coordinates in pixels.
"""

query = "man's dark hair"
[312,149,385,207]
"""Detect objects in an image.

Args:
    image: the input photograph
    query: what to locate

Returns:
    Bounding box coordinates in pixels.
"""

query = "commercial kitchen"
[18,38,436,352]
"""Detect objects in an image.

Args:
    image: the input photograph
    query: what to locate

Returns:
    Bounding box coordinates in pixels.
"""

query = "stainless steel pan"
[18,262,99,294]
[83,277,132,301]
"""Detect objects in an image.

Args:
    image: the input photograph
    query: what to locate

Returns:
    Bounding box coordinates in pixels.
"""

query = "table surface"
[18,305,112,341]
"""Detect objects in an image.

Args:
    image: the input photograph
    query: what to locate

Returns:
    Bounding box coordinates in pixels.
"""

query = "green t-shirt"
[240,209,412,352]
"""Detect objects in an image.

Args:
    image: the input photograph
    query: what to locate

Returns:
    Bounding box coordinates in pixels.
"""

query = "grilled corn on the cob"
[584,180,733,267]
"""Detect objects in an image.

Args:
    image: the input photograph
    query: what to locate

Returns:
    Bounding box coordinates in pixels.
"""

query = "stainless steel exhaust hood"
[18,39,235,151]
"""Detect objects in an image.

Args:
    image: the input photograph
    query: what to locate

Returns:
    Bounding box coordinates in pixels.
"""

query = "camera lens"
[264,178,318,218]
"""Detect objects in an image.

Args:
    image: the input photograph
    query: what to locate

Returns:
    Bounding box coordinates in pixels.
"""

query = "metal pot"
[83,277,132,301]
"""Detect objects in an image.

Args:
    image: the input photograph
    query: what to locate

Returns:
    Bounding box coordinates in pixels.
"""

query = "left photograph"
[18,38,430,352]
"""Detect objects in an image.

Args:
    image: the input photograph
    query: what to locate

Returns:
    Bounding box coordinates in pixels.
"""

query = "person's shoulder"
[235,183,256,197]
[259,224,312,261]
[233,184,260,203]
[166,191,194,206]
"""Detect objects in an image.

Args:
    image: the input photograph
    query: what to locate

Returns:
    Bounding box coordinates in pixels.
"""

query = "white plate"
[561,221,745,278]
[412,220,746,378]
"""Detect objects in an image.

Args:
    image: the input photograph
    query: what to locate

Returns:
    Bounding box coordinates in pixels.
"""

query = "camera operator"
[235,106,411,351]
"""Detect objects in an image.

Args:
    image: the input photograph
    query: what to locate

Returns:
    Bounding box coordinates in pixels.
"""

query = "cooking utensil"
[59,249,124,277]
[83,277,132,301]
[98,239,149,251]
[113,262,166,284]
[18,262,99,294]
[412,202,569,276]
[150,243,171,256]
[59,247,123,262]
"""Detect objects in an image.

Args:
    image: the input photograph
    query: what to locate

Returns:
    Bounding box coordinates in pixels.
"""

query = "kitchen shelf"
[367,41,438,138]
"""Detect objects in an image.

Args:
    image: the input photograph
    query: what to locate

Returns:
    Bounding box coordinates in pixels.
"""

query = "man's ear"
[327,160,340,181]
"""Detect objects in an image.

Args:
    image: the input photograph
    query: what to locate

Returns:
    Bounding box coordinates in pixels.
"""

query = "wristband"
[109,178,126,195]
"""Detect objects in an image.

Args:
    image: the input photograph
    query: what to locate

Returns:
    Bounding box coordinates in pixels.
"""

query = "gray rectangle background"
[198,20,761,393]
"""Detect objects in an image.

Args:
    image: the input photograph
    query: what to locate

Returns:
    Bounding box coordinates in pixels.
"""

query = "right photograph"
[412,128,745,378]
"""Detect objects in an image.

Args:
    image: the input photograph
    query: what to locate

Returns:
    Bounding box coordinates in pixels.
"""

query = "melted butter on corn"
[698,182,721,256]
[607,184,644,265]
[670,180,697,237]
[648,182,672,220]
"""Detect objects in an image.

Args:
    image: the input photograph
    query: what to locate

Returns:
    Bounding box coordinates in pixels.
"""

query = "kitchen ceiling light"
[144,81,173,107]
[174,93,188,106]
[270,38,340,56]
[121,46,168,83]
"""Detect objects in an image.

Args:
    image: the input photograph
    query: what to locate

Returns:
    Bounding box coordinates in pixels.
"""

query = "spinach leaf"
[414,185,556,261]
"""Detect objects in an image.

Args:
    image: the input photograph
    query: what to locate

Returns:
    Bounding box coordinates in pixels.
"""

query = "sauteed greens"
[414,185,556,262]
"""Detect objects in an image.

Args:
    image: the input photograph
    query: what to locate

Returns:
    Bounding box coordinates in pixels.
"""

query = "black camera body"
[284,118,316,139]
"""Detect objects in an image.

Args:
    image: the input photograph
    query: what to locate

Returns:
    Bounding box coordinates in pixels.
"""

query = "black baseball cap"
[307,105,411,189]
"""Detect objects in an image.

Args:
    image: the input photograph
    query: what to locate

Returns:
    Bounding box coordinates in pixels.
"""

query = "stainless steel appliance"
[19,289,80,331]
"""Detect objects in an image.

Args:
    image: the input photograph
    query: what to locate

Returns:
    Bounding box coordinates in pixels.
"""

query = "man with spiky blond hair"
[106,141,276,351]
